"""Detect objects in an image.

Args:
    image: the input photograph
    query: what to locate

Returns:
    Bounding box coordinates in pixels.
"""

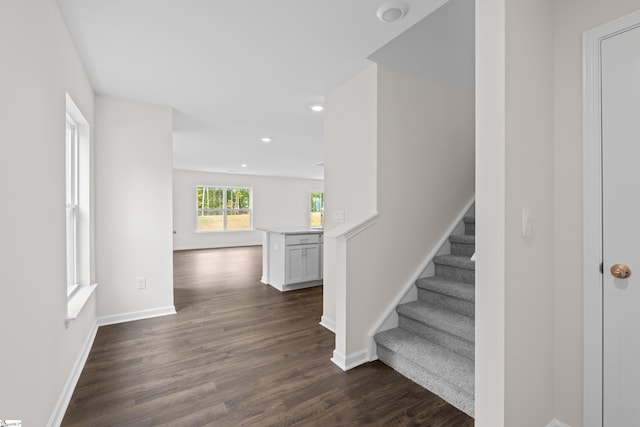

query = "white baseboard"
[546,418,571,427]
[330,349,369,371]
[47,320,99,427]
[173,241,262,251]
[97,305,177,327]
[319,315,336,333]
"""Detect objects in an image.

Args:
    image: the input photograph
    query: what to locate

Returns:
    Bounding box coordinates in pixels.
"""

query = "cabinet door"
[302,244,321,282]
[285,243,322,284]
[285,246,305,284]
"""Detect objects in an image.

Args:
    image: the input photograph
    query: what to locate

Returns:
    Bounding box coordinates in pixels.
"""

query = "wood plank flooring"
[62,246,474,426]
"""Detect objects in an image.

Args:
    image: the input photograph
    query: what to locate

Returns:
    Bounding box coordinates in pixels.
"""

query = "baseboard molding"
[546,418,571,427]
[97,305,177,327]
[173,242,262,251]
[47,320,99,427]
[330,349,369,371]
[319,315,336,333]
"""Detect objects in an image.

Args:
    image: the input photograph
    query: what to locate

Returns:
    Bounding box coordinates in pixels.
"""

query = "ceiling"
[57,0,459,180]
[368,0,474,90]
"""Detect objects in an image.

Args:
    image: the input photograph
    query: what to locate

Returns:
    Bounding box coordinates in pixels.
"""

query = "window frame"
[309,191,324,228]
[65,93,96,321]
[195,185,253,232]
[66,114,79,298]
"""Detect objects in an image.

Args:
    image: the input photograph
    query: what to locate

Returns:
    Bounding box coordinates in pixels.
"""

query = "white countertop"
[257,226,323,235]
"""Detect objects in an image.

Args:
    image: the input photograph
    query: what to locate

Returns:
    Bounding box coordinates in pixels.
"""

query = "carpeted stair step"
[464,214,475,236]
[449,234,475,257]
[397,301,474,343]
[434,255,475,284]
[375,328,474,416]
[397,301,474,360]
[374,209,476,417]
[416,276,475,317]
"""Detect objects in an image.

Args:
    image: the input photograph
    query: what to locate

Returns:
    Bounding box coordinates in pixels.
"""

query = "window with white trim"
[310,191,324,228]
[196,186,252,231]
[65,94,95,320]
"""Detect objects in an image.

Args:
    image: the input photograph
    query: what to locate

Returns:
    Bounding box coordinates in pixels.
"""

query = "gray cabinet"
[285,243,321,284]
[259,228,323,292]
[284,234,321,284]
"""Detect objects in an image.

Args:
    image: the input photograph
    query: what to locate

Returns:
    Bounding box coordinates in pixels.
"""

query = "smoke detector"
[377,1,409,23]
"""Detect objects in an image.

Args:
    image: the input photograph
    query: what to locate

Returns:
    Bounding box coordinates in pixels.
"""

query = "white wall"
[95,95,175,317]
[504,0,556,424]
[324,63,474,361]
[0,1,97,425]
[172,169,323,250]
[477,0,557,425]
[353,66,474,354]
[477,1,640,426]
[553,1,640,425]
[475,0,505,424]
[323,64,378,339]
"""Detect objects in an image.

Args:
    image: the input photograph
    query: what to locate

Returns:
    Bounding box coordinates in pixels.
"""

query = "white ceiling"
[57,0,457,180]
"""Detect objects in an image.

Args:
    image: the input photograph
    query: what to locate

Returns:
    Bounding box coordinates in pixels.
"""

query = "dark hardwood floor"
[62,246,474,426]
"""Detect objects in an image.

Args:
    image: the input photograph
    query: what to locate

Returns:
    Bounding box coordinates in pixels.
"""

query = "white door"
[601,24,640,426]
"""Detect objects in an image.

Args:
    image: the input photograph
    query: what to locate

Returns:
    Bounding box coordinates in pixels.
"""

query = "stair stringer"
[366,197,475,361]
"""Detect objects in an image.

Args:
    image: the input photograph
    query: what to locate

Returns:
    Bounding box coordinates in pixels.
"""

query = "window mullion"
[66,116,80,294]
[223,188,228,231]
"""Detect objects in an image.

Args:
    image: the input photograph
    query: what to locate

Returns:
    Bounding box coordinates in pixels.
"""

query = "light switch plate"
[522,208,532,237]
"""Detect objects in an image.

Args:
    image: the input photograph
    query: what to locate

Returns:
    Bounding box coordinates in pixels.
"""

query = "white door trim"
[583,10,640,427]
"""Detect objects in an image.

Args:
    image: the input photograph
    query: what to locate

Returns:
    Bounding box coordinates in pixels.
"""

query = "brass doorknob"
[610,264,632,279]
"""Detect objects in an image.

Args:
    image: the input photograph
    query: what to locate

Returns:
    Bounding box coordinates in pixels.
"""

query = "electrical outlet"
[136,276,146,290]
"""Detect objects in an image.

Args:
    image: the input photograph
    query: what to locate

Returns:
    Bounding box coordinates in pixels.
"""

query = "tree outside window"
[310,192,324,228]
[197,186,252,231]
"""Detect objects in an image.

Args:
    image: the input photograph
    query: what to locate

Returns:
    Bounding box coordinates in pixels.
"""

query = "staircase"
[374,214,475,417]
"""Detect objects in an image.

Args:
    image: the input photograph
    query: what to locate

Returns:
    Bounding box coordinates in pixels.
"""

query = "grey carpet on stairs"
[374,214,475,417]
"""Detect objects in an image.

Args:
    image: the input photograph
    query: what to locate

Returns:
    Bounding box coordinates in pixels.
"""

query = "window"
[66,114,79,297]
[310,191,324,228]
[197,186,252,231]
[65,94,95,321]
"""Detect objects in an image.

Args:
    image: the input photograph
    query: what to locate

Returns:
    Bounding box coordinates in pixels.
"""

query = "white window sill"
[66,283,97,322]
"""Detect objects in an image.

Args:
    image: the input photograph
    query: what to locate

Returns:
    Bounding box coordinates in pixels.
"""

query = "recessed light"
[377,1,409,23]
[313,161,324,166]
[261,137,272,143]
[241,164,248,168]
[309,104,324,112]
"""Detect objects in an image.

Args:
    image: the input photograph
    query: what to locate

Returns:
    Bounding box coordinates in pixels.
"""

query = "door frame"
[583,10,640,427]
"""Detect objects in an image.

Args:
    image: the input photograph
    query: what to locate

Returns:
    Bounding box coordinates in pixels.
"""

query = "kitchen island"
[258,227,323,291]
